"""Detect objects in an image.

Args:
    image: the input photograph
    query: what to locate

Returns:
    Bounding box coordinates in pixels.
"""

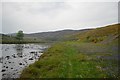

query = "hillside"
[71,24,119,43]
[2,23,119,44]
[6,29,91,42]
[24,29,91,41]
[20,23,119,79]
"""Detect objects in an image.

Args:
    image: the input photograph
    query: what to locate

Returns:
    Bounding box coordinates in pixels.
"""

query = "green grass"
[18,24,119,79]
[20,41,119,79]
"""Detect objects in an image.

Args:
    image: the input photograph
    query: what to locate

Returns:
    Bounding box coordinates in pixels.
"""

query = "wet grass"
[20,41,119,79]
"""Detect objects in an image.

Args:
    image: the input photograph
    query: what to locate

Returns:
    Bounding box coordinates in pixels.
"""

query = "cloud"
[0,3,2,33]
[2,2,118,33]
[1,0,119,2]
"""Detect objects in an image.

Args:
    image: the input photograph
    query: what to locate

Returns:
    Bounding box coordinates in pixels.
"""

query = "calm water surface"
[0,44,49,79]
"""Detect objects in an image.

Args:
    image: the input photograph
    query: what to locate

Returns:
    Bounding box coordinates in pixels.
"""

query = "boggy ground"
[19,40,119,79]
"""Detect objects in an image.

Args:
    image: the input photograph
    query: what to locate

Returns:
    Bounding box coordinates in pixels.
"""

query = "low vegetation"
[1,34,46,44]
[67,24,119,43]
[20,41,119,78]
[19,24,119,79]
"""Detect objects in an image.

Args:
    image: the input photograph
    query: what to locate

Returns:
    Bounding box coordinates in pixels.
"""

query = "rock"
[0,57,3,63]
[29,58,33,60]
[2,74,6,76]
[13,73,15,75]
[12,54,16,58]
[19,63,22,65]
[19,55,23,58]
[30,51,36,54]
[2,69,6,72]
[6,56,10,60]
[9,62,11,63]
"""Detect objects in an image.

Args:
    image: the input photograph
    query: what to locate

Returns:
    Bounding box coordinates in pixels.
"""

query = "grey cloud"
[2,2,118,33]
[0,3,2,33]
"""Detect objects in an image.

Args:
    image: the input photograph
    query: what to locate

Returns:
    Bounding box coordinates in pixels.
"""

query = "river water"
[0,44,49,79]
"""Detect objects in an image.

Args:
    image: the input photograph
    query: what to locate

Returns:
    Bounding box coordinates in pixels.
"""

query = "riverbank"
[19,41,119,78]
[1,40,47,44]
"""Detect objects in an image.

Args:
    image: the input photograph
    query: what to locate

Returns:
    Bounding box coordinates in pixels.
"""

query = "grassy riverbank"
[1,36,47,44]
[19,24,119,79]
[1,40,47,44]
[20,41,119,78]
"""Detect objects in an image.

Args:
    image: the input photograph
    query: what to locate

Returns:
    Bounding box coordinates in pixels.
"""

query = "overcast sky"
[1,0,118,33]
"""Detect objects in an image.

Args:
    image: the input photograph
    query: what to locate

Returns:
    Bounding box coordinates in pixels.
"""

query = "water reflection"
[1,44,49,78]
[15,44,24,58]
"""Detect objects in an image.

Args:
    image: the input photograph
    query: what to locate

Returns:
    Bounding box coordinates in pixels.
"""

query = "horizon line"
[1,23,118,34]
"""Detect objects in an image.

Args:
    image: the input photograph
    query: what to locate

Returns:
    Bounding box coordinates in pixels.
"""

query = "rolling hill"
[6,29,91,42]
[70,24,119,43]
[2,23,120,43]
[24,29,92,41]
[24,23,120,43]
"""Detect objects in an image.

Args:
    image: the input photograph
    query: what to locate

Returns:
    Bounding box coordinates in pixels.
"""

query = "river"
[0,44,49,79]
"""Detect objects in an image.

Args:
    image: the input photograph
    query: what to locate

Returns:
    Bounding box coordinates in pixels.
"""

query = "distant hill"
[24,29,92,41]
[6,29,91,41]
[73,24,119,43]
[3,23,119,43]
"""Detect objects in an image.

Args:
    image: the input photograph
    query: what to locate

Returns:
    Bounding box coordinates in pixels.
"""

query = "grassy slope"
[20,24,119,79]
[73,24,119,43]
